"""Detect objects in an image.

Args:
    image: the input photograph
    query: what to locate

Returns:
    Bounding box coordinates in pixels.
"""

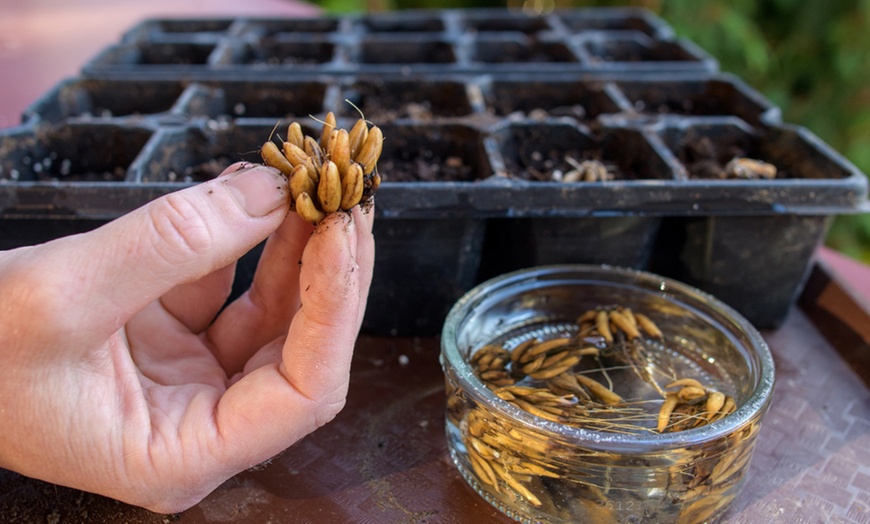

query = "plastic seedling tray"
[1,8,867,335]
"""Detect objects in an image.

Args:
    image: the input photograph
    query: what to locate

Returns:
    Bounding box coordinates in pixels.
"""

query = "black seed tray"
[1,8,868,336]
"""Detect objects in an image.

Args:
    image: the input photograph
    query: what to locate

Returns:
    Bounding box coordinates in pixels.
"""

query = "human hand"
[0,162,375,513]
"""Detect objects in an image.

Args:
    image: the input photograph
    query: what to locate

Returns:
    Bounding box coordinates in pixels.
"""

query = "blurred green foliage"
[313,0,870,264]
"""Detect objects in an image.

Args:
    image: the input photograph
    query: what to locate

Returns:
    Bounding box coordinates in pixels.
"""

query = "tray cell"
[238,39,335,66]
[559,11,665,36]
[359,15,445,33]
[496,122,673,182]
[463,14,551,34]
[251,18,341,36]
[485,79,620,120]
[359,39,456,64]
[185,80,328,120]
[377,123,493,182]
[138,122,317,183]
[0,124,152,182]
[153,19,234,34]
[472,38,577,64]
[137,42,217,65]
[582,36,701,64]
[616,77,778,126]
[339,78,473,121]
[660,121,855,181]
[25,79,188,123]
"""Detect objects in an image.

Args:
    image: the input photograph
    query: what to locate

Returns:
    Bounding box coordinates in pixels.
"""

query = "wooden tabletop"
[0,262,869,522]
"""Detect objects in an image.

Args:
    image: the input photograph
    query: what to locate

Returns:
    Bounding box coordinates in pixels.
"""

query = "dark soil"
[341,79,472,121]
[168,158,230,182]
[509,146,623,181]
[504,131,625,181]
[378,153,473,182]
[495,105,588,121]
[678,134,782,180]
[37,166,126,182]
[354,99,437,122]
[679,135,738,179]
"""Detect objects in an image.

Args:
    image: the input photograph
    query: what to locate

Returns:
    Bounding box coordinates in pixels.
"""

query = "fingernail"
[349,203,374,236]
[223,165,288,217]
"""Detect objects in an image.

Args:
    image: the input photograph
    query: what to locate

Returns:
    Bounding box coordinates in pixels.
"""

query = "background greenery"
[315,0,870,264]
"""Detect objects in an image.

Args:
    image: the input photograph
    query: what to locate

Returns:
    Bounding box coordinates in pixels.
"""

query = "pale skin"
[0,162,375,513]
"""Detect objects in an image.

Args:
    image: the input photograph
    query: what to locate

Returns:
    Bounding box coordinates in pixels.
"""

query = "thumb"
[59,164,290,335]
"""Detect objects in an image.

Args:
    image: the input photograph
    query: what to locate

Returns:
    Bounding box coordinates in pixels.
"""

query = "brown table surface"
[0,263,869,523]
